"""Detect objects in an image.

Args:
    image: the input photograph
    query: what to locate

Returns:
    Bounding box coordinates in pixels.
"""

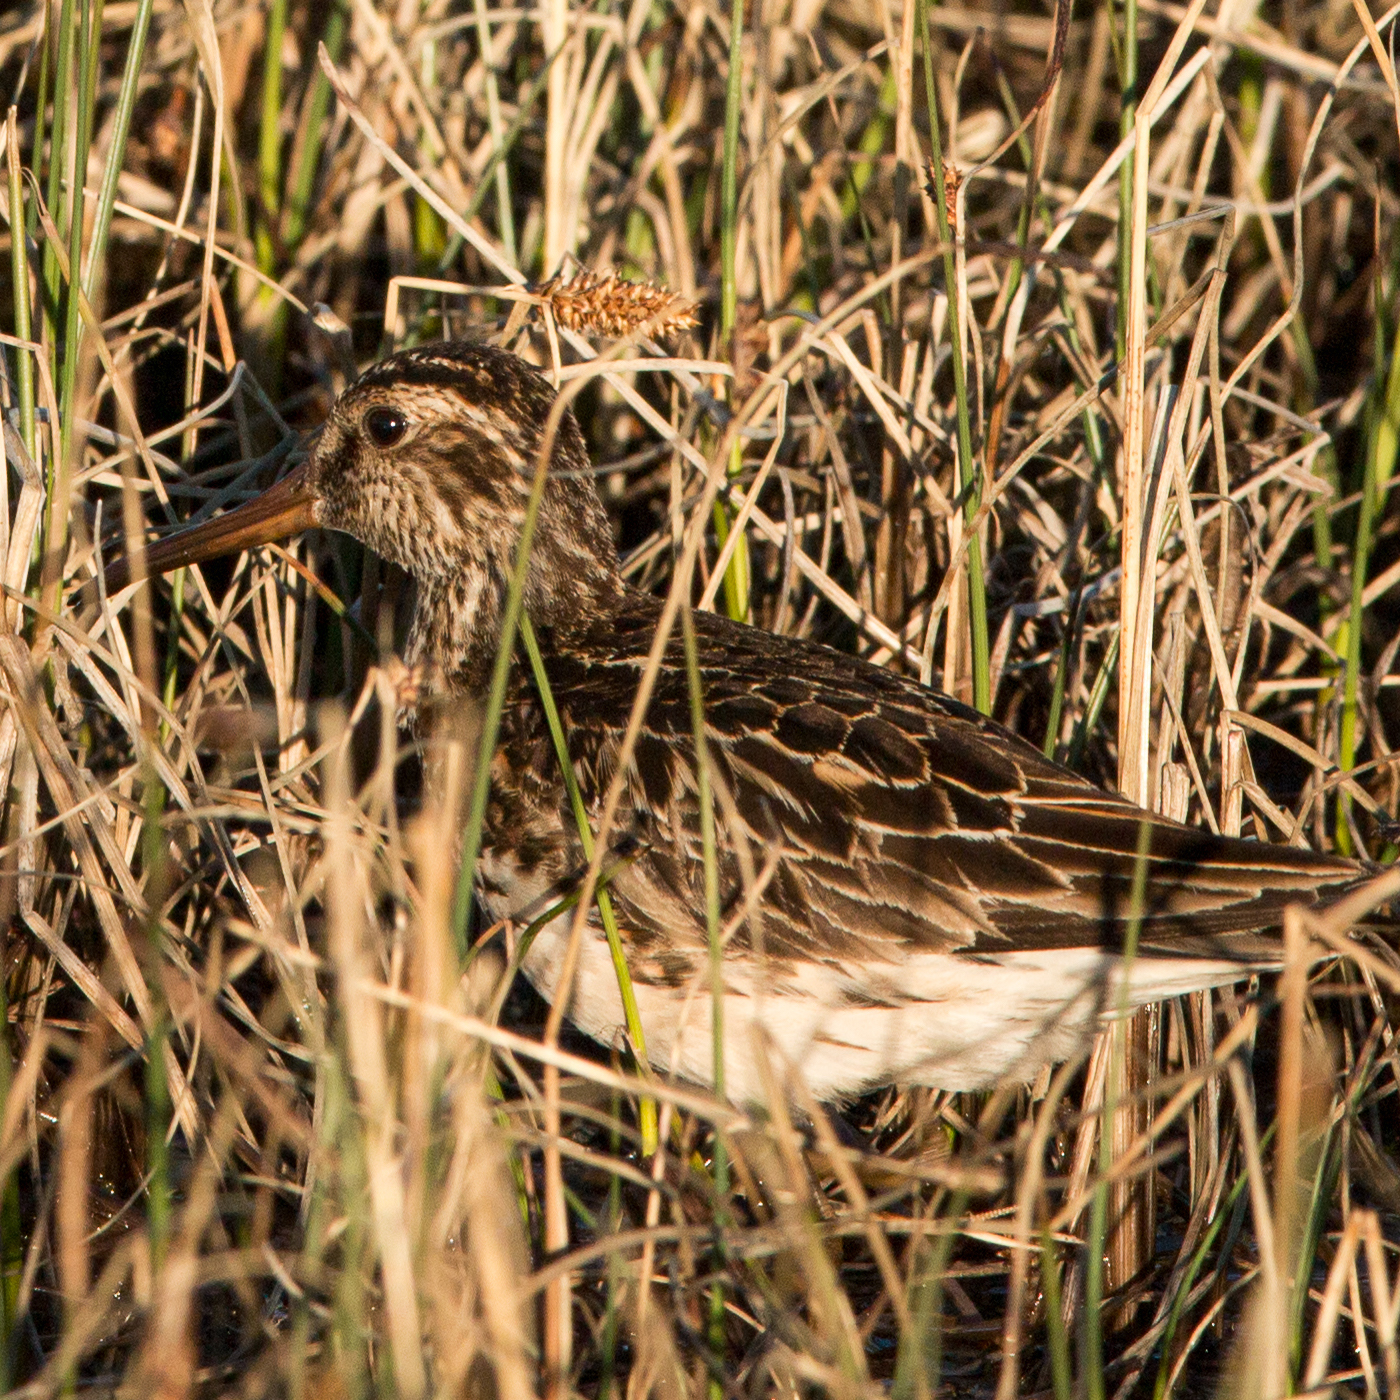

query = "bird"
[108,339,1381,1104]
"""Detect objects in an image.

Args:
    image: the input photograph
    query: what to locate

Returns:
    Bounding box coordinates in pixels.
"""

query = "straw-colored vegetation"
[0,0,1398,1393]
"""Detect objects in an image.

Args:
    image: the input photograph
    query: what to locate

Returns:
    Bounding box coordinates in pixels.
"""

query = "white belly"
[516,910,1268,1102]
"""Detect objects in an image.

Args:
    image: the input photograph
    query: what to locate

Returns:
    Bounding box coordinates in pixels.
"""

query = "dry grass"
[1,0,1399,1394]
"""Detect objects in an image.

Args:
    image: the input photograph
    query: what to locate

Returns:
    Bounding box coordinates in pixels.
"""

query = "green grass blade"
[284,0,347,251]
[42,0,76,320]
[1041,1226,1071,1400]
[1043,591,1081,758]
[0,956,16,1391]
[5,111,36,465]
[433,38,566,276]
[1068,626,1121,771]
[716,0,751,623]
[1083,818,1152,1400]
[256,0,288,277]
[471,0,517,267]
[518,612,658,1156]
[918,0,989,713]
[892,1187,967,1398]
[83,0,155,302]
[1114,0,1138,361]
[47,0,101,611]
[679,601,729,1400]
[1150,1149,1252,1398]
[1338,276,1400,854]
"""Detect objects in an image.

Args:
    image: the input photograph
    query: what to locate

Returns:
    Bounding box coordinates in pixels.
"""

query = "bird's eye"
[364,406,408,449]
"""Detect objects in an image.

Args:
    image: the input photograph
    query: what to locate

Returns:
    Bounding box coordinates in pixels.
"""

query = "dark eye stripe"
[364,406,407,448]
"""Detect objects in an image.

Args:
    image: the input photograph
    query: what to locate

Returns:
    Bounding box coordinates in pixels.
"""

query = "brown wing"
[538,593,1367,975]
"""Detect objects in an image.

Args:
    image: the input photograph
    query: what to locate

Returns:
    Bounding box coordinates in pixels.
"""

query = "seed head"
[538,269,699,340]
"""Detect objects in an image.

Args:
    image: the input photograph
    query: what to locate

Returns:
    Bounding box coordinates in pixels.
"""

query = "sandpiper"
[108,340,1377,1102]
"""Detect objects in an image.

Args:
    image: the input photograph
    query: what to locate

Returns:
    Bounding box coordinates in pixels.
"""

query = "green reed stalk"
[29,3,50,257]
[681,602,728,1400]
[519,612,658,1155]
[995,76,1109,489]
[327,1056,369,1400]
[64,0,99,312]
[892,1186,966,1398]
[139,727,176,1271]
[719,0,744,395]
[716,0,751,623]
[1338,288,1400,854]
[144,1012,172,1266]
[6,112,35,465]
[0,958,16,1392]
[918,0,989,713]
[160,567,186,723]
[256,0,287,278]
[1083,1152,1109,1399]
[46,0,101,611]
[433,39,564,275]
[990,69,1036,313]
[1041,1225,1072,1400]
[83,0,155,301]
[1043,593,1080,758]
[413,39,447,272]
[598,1166,624,1397]
[678,606,723,1103]
[1082,818,1151,1399]
[1115,0,1137,361]
[1149,1150,1252,1398]
[472,0,517,267]
[41,0,75,320]
[252,0,291,388]
[1310,443,1338,611]
[284,0,347,251]
[1288,1114,1340,1377]
[1067,626,1120,771]
[287,1048,338,1400]
[453,416,557,944]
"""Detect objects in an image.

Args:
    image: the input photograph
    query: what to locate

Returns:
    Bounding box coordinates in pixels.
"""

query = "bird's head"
[105,342,624,680]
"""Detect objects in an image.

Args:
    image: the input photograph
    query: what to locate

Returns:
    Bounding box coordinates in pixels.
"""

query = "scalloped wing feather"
[518,595,1367,995]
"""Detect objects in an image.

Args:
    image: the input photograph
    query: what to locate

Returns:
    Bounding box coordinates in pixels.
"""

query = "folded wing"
[540,596,1367,981]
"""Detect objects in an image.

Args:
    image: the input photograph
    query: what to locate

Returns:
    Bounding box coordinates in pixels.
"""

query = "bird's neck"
[404,551,625,692]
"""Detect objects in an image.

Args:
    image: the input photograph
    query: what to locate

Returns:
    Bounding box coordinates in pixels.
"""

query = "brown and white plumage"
[121,340,1378,1102]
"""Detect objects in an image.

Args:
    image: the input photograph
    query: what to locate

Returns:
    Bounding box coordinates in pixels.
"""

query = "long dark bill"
[103,462,320,595]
